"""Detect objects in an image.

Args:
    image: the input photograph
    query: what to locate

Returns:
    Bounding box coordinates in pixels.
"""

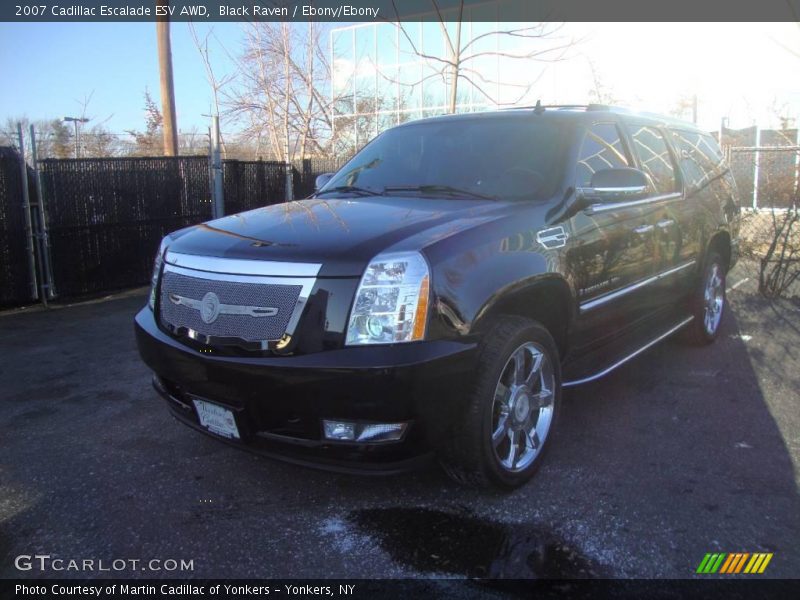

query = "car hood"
[165,196,517,277]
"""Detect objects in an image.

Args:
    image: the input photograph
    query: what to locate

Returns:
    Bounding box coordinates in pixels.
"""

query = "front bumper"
[134,307,478,474]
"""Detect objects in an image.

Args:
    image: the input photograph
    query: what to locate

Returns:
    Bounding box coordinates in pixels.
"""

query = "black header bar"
[2,0,800,23]
[3,578,800,600]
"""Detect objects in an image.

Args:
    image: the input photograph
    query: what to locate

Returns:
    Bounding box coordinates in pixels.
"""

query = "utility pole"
[156,0,179,156]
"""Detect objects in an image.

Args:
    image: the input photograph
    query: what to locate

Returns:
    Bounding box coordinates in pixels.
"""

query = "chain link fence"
[727,145,800,298]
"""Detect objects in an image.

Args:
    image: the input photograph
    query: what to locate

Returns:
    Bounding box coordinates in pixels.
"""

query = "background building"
[329,2,568,154]
[330,15,800,156]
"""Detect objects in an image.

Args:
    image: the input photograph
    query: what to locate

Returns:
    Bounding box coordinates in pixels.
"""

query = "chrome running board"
[562,315,694,387]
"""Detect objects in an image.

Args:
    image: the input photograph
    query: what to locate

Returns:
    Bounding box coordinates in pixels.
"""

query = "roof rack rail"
[501,103,699,128]
[503,104,591,112]
[503,103,636,114]
[587,104,632,113]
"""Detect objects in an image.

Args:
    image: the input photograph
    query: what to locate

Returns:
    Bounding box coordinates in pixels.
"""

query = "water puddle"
[348,507,608,579]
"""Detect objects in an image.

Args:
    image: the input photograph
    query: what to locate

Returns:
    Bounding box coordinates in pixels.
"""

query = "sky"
[556,22,800,131]
[0,21,798,138]
[0,22,241,136]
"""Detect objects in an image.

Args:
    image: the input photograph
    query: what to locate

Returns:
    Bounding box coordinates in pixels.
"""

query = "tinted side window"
[629,124,678,194]
[575,123,630,188]
[671,129,726,190]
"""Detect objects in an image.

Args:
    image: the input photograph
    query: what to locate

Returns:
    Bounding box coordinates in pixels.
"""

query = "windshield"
[321,117,570,201]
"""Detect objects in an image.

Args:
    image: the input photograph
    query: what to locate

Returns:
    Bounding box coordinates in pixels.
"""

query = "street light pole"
[63,116,90,158]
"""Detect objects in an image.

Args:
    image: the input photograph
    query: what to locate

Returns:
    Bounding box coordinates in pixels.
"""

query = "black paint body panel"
[135,307,478,467]
[135,109,740,471]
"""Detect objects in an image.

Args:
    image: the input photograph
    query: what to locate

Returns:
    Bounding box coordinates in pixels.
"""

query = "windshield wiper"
[316,185,378,197]
[383,185,497,201]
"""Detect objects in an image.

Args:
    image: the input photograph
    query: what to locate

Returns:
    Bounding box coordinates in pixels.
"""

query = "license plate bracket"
[191,397,241,440]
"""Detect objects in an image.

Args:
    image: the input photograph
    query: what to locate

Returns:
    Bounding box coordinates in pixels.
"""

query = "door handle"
[633,224,654,235]
[657,219,675,229]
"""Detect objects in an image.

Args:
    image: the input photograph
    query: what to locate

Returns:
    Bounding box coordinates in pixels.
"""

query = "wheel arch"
[706,229,732,272]
[471,275,574,358]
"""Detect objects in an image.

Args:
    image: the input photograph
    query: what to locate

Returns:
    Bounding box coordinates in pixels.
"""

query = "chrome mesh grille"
[159,269,302,342]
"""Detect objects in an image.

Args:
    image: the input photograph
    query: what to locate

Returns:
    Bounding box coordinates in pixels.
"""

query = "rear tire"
[439,316,561,489]
[683,251,726,345]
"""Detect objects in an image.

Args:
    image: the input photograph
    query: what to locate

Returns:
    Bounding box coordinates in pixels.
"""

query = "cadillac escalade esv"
[135,105,740,488]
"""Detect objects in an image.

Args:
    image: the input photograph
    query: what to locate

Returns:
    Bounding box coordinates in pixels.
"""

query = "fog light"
[323,421,356,441]
[322,420,408,443]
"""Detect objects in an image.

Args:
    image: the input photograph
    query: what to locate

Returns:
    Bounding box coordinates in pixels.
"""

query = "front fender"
[427,229,575,338]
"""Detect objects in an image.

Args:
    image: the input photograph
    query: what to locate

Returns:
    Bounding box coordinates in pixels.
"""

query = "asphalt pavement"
[0,268,798,581]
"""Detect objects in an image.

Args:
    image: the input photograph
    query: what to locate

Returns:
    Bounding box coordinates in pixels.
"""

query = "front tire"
[439,316,561,489]
[684,251,726,345]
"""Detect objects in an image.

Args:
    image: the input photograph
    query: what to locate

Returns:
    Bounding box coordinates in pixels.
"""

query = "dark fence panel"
[223,160,287,214]
[2,153,355,307]
[40,156,212,298]
[0,147,35,307]
[292,157,349,199]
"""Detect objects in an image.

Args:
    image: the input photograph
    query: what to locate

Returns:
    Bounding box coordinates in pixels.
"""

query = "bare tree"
[758,208,800,298]
[72,91,125,157]
[188,22,234,156]
[585,57,619,106]
[746,18,800,298]
[327,90,416,158]
[226,20,336,162]
[669,94,698,123]
[769,99,797,134]
[178,125,208,155]
[386,0,575,113]
[1,94,121,159]
[1,117,73,159]
[81,125,123,157]
[739,143,800,299]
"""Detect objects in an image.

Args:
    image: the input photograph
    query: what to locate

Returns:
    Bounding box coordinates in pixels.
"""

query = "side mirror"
[577,167,649,207]
[314,173,335,193]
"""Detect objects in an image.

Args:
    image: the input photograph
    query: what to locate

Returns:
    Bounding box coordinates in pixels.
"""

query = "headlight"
[148,237,170,310]
[345,251,430,345]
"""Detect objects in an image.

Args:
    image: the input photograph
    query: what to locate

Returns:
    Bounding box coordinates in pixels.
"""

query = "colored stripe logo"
[696,552,773,574]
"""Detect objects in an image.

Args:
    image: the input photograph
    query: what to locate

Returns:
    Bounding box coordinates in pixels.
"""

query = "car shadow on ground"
[322,301,800,579]
[0,291,798,580]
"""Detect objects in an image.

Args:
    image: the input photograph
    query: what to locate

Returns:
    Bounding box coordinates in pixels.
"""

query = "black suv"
[135,106,740,488]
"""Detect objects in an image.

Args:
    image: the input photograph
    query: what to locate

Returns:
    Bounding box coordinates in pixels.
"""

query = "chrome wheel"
[703,263,724,335]
[491,342,555,473]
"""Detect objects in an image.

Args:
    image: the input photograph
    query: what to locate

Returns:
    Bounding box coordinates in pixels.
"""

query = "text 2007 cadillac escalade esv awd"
[135,105,740,488]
